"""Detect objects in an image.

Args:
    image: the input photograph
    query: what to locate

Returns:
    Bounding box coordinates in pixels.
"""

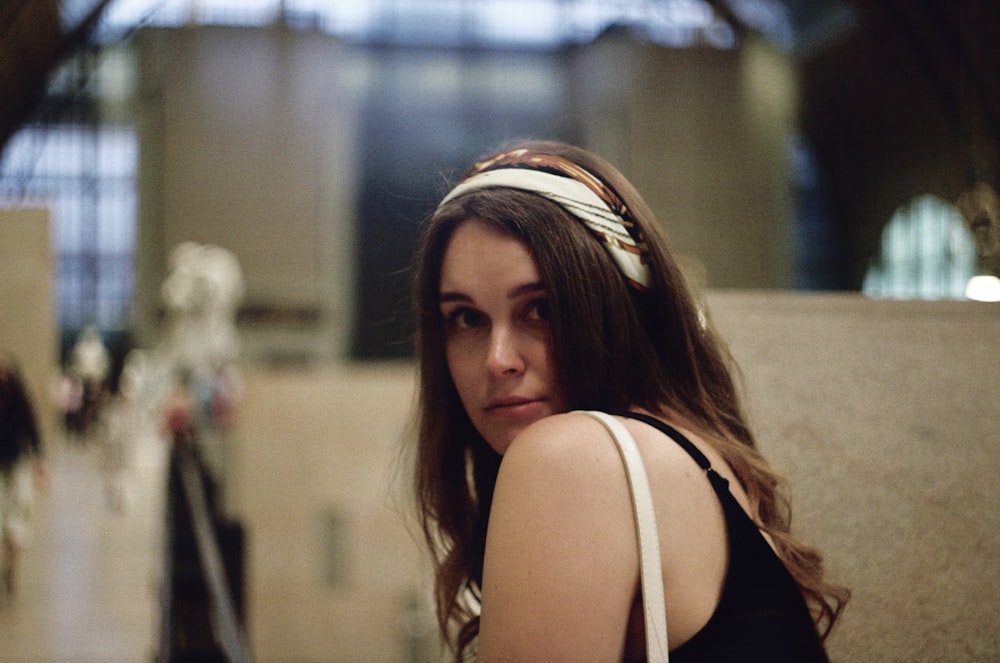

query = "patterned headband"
[438,149,652,290]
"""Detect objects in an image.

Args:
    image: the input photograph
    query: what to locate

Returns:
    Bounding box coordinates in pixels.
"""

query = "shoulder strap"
[616,410,733,497]
[580,411,669,662]
[615,410,712,471]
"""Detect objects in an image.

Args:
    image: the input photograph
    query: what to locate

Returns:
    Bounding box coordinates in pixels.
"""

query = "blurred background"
[0,1,998,662]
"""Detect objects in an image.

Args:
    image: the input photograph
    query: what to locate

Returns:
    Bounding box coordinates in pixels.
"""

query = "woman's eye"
[445,308,485,329]
[526,299,550,322]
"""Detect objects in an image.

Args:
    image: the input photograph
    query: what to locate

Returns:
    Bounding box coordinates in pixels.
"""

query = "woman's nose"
[486,327,525,378]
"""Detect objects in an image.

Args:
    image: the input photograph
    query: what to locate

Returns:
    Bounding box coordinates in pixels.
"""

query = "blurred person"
[51,368,83,441]
[411,141,849,661]
[98,350,154,514]
[163,368,198,445]
[0,355,46,601]
[67,325,111,441]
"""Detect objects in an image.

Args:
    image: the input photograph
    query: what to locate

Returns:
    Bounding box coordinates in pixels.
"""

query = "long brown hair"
[412,140,848,659]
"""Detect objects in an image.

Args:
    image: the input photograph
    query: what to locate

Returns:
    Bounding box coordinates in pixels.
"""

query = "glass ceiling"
[92,0,792,50]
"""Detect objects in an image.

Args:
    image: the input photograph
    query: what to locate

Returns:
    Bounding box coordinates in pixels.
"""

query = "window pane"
[863,195,976,300]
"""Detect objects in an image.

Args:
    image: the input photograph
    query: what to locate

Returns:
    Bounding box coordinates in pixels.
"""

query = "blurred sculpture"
[957,181,1000,277]
[161,241,245,380]
[158,242,244,491]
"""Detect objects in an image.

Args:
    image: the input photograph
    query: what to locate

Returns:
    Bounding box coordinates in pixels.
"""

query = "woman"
[412,140,848,661]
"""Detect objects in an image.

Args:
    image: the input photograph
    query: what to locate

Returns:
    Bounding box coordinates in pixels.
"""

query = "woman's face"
[438,220,568,454]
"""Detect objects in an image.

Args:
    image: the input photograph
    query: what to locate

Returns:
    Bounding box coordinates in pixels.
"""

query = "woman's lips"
[486,397,546,418]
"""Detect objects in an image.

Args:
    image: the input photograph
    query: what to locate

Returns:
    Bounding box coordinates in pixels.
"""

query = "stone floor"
[0,429,167,663]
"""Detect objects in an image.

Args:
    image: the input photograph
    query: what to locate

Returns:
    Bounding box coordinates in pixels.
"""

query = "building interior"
[0,1,998,661]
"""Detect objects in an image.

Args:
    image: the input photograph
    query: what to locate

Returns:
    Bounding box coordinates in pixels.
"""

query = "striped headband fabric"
[437,149,653,290]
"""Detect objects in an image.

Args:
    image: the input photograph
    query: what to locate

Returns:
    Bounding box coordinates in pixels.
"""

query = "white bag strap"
[581,411,669,662]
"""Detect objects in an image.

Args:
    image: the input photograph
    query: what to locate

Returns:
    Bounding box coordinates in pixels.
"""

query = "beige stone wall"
[576,34,797,290]
[232,292,1000,661]
[231,362,435,663]
[708,291,1000,661]
[0,208,58,447]
[134,26,364,357]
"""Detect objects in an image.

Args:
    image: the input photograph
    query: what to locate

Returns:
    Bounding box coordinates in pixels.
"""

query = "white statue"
[160,241,245,380]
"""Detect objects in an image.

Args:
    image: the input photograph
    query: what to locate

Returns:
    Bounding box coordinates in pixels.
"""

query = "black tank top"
[617,412,829,663]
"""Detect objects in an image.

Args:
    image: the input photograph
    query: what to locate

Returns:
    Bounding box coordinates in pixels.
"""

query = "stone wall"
[709,291,999,661]
[0,208,57,447]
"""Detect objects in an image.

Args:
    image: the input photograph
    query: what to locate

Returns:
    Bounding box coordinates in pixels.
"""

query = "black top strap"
[614,411,733,497]
[608,413,828,663]
[612,411,713,472]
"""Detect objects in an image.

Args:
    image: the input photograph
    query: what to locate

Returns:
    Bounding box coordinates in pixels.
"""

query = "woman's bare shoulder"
[498,411,628,479]
[505,410,704,475]
[497,411,614,478]
[480,411,640,661]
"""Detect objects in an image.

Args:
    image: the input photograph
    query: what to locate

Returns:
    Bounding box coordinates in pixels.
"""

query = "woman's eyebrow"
[438,291,471,305]
[439,282,545,305]
[509,282,546,299]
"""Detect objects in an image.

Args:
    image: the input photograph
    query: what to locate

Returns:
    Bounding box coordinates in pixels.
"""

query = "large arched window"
[863,194,976,300]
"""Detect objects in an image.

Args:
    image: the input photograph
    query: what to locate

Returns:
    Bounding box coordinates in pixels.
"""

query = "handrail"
[160,432,251,663]
[176,443,252,663]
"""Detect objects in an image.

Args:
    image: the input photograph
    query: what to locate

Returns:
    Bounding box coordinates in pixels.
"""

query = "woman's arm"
[478,413,640,662]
